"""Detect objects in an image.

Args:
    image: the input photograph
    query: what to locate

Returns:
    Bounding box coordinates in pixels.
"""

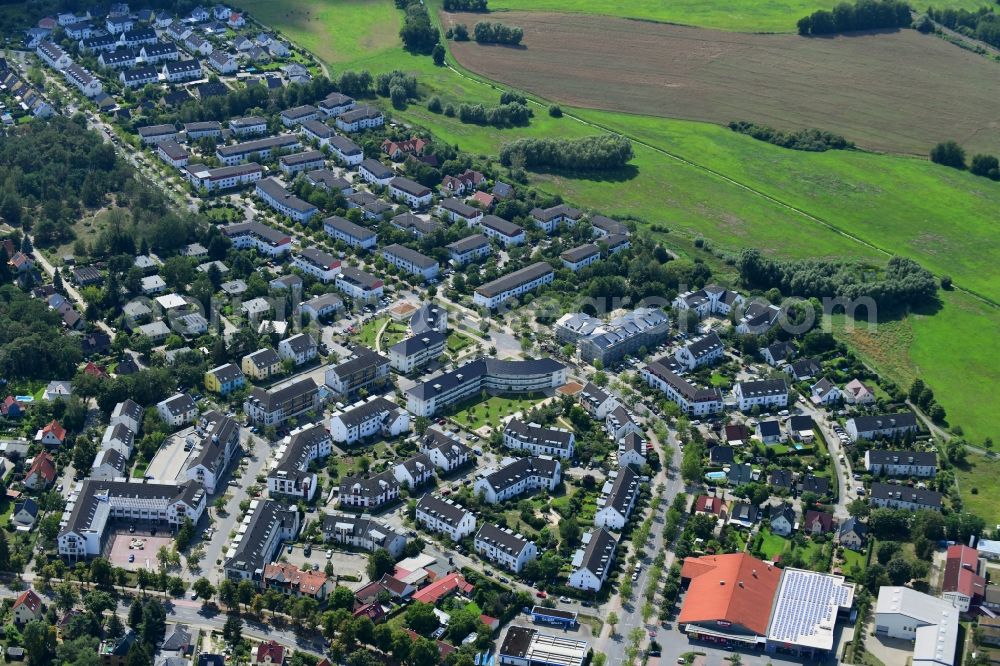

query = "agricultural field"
[443,12,1000,155]
[486,0,993,33]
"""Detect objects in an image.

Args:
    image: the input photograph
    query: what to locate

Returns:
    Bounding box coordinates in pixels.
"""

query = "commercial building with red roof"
[678,553,782,648]
[942,544,985,612]
[411,572,473,605]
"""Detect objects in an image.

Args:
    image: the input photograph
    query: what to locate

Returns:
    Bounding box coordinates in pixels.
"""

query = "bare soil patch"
[444,11,1000,154]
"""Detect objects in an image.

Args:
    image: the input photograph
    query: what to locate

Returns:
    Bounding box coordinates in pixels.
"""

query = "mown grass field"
[238,0,401,63]
[244,0,998,447]
[487,0,995,32]
[444,12,1000,155]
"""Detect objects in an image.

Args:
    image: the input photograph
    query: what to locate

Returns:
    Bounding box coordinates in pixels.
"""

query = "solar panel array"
[768,569,853,643]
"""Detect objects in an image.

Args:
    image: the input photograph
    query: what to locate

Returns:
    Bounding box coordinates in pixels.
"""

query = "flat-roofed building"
[498,626,588,666]
[875,586,958,666]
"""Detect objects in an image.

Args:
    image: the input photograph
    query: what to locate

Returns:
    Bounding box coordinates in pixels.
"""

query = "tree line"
[458,101,531,127]
[797,0,912,35]
[474,21,524,45]
[397,0,441,54]
[737,248,938,309]
[443,0,488,10]
[499,135,634,171]
[930,140,1000,180]
[728,121,854,152]
[927,6,1000,49]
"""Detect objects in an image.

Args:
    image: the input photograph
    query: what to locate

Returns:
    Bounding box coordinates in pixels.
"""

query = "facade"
[673,285,746,319]
[58,480,206,560]
[162,59,201,82]
[406,357,567,417]
[224,499,300,583]
[321,513,406,558]
[229,116,268,136]
[292,247,341,283]
[241,348,282,381]
[617,432,647,468]
[339,470,400,510]
[478,215,525,246]
[380,244,439,281]
[942,545,985,612]
[594,467,641,530]
[875,587,958,666]
[503,419,575,458]
[359,158,393,185]
[328,396,410,445]
[473,262,555,310]
[388,331,447,373]
[392,453,434,489]
[279,149,325,175]
[323,216,377,250]
[446,234,491,266]
[184,163,263,192]
[530,204,583,234]
[328,135,364,165]
[204,363,245,395]
[846,412,919,441]
[416,494,476,541]
[267,423,332,501]
[498,627,587,666]
[577,382,618,420]
[388,176,433,208]
[335,106,383,132]
[474,523,537,573]
[301,293,344,321]
[255,178,318,222]
[280,104,318,127]
[318,92,355,117]
[418,429,472,472]
[864,450,937,477]
[733,379,789,412]
[568,528,617,592]
[243,377,320,426]
[183,411,241,494]
[869,482,942,512]
[324,346,391,399]
[156,393,197,427]
[675,332,725,371]
[221,221,292,256]
[277,333,317,367]
[560,243,600,272]
[438,198,483,225]
[474,457,562,505]
[216,134,301,166]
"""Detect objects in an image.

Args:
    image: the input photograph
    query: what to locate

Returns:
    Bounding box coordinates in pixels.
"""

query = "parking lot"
[107,533,175,571]
[283,543,370,590]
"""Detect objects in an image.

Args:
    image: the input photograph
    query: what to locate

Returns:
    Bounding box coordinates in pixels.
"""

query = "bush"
[457,102,532,127]
[474,21,524,45]
[728,120,853,151]
[452,24,469,41]
[444,0,488,9]
[499,135,634,171]
[548,105,563,118]
[970,153,1000,179]
[929,140,966,169]
[427,96,443,113]
[399,0,440,54]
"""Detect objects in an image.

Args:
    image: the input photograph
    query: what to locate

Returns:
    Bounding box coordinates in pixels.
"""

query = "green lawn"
[954,452,1000,526]
[381,321,409,349]
[758,529,789,560]
[355,316,389,349]
[449,394,547,430]
[486,0,993,32]
[239,0,402,64]
[446,331,474,354]
[842,547,867,574]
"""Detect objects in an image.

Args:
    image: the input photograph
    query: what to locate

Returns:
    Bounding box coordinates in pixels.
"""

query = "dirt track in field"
[444,11,1000,154]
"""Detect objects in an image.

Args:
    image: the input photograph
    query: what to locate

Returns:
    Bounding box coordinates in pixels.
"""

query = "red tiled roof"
[255,640,284,664]
[262,561,330,596]
[12,589,42,614]
[678,553,781,637]
[411,572,473,604]
[470,191,495,208]
[27,451,57,483]
[804,510,835,533]
[694,495,727,516]
[944,545,985,600]
[41,420,66,442]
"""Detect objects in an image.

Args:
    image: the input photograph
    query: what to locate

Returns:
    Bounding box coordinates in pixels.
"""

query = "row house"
[267,423,332,501]
[339,470,400,510]
[474,457,562,504]
[474,524,537,573]
[255,178,318,222]
[502,419,575,459]
[380,244,439,281]
[416,494,476,541]
[185,163,263,192]
[292,247,341,283]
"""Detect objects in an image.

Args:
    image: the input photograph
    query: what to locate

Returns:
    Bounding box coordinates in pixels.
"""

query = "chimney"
[738,581,744,588]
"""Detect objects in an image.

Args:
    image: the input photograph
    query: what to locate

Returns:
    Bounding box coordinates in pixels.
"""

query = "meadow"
[487,0,995,32]
[237,0,1000,443]
[444,12,1000,155]
[954,452,1000,526]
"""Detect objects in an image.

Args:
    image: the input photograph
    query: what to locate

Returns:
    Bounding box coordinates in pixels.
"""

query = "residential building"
[216,134,301,166]
[675,332,725,370]
[243,377,320,426]
[278,333,317,367]
[478,215,525,246]
[221,221,293,256]
[594,467,640,530]
[756,419,784,444]
[339,470,400,510]
[530,204,583,234]
[183,120,222,139]
[405,357,567,417]
[418,429,472,472]
[321,513,406,558]
[324,346,390,399]
[335,265,384,301]
[475,523,537,573]
[578,382,618,420]
[618,432,647,468]
[605,406,641,440]
[393,453,434,489]
[262,561,333,601]
[267,423,332,501]
[474,457,562,504]
[224,499,300,583]
[503,419,575,458]
[736,301,782,335]
[156,393,197,427]
[416,494,476,541]
[942,545,985,612]
[389,331,447,373]
[380,244,438,281]
[769,504,797,536]
[279,149,325,175]
[241,348,281,381]
[843,378,876,404]
[327,135,364,165]
[23,451,56,489]
[846,412,919,441]
[138,124,179,145]
[306,169,352,193]
[733,379,789,411]
[760,340,795,367]
[157,140,189,167]
[438,198,483,225]
[37,41,71,69]
[280,105,319,127]
[11,590,43,625]
[255,178,318,222]
[560,243,600,272]
[568,528,617,592]
[58,480,206,560]
[323,216,377,249]
[110,399,142,434]
[869,482,942,512]
[359,158,393,185]
[183,411,241,493]
[441,169,485,195]
[673,284,746,319]
[446,233,491,266]
[184,163,263,192]
[388,177,433,208]
[204,363,245,395]
[335,106,383,132]
[229,116,268,136]
[839,518,868,550]
[865,450,937,477]
[498,627,587,666]
[162,59,201,83]
[329,396,409,445]
[301,293,344,321]
[139,41,179,63]
[473,262,554,310]
[555,307,670,366]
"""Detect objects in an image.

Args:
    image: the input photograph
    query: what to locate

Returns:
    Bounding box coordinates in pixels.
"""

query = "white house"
[389,331,447,373]
[329,396,409,445]
[389,177,433,208]
[674,332,725,371]
[568,528,617,592]
[593,468,640,531]
[732,379,788,412]
[380,244,439,281]
[418,429,472,473]
[865,450,937,477]
[278,333,317,367]
[502,419,575,459]
[846,412,919,441]
[473,262,554,310]
[474,457,561,505]
[156,393,197,428]
[810,378,842,406]
[474,523,537,573]
[874,586,958,666]
[392,453,434,489]
[416,494,476,541]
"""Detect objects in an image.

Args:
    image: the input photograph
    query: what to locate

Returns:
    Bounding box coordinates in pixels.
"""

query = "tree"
[218,578,238,609]
[55,581,78,612]
[23,621,56,666]
[847,498,870,519]
[106,614,125,640]
[930,141,966,169]
[237,579,256,612]
[175,518,195,551]
[886,557,912,585]
[140,600,166,646]
[128,598,144,629]
[192,578,215,601]
[404,602,439,634]
[366,548,394,580]
[432,44,446,66]
[90,557,112,589]
[223,613,243,646]
[607,611,619,635]
[970,154,999,178]
[409,638,440,666]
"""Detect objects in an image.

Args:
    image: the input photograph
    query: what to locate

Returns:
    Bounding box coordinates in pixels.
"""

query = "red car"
[536,591,547,598]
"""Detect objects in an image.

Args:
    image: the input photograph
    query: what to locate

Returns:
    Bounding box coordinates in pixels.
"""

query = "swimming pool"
[705,471,727,481]
[15,395,33,402]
